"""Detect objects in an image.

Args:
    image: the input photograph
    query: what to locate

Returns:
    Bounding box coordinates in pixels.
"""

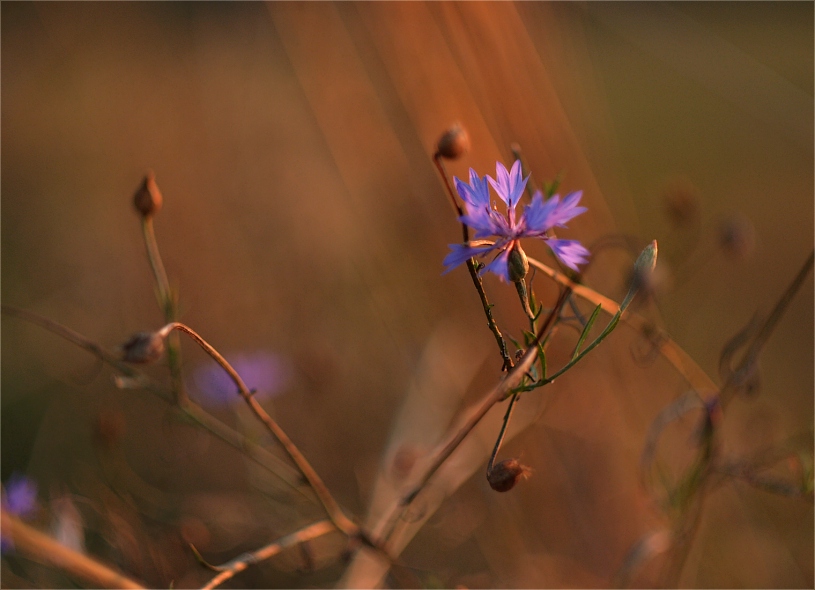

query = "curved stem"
[0,305,317,503]
[1,510,145,589]
[200,520,336,590]
[161,323,359,539]
[141,217,187,405]
[487,393,520,474]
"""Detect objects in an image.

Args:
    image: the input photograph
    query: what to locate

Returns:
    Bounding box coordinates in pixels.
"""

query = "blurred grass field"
[2,3,812,588]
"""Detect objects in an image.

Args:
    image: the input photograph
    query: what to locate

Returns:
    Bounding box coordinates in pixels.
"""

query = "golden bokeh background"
[2,3,812,588]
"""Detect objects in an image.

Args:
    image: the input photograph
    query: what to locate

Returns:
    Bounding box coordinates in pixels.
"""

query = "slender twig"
[372,287,571,549]
[527,257,719,397]
[141,217,187,405]
[719,250,814,408]
[159,323,359,539]
[1,509,146,589]
[141,218,171,304]
[0,306,314,502]
[660,250,815,585]
[487,393,521,474]
[716,462,811,499]
[199,520,336,590]
[434,154,513,370]
[1,305,153,390]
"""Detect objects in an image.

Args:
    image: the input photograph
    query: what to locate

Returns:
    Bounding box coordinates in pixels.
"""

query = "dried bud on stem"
[121,331,165,363]
[133,171,163,217]
[487,458,531,492]
[436,123,470,160]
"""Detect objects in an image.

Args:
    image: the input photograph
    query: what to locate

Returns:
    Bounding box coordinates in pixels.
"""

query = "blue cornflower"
[2,473,37,519]
[443,161,590,282]
[2,473,38,553]
[191,350,290,408]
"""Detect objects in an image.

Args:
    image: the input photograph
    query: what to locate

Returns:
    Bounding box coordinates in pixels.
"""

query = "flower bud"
[507,242,529,283]
[621,240,658,310]
[487,458,531,493]
[133,171,163,217]
[436,123,470,160]
[121,331,165,363]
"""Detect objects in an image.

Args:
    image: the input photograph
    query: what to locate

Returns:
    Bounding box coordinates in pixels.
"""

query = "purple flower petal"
[547,191,588,228]
[2,473,37,519]
[2,473,37,552]
[521,191,560,235]
[481,244,514,283]
[488,161,528,210]
[443,243,495,273]
[546,239,591,271]
[444,162,590,280]
[454,169,490,209]
[191,351,290,408]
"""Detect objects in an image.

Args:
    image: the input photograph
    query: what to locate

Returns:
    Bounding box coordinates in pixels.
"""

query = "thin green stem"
[396,287,570,511]
[141,217,187,405]
[487,393,521,474]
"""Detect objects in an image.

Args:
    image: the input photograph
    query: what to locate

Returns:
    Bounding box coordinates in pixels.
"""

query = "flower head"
[191,350,290,408]
[2,473,38,553]
[2,473,37,519]
[443,161,590,282]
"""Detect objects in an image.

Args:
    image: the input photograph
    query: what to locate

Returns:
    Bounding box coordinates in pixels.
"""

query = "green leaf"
[507,334,522,351]
[522,330,535,347]
[571,304,602,361]
[537,342,547,380]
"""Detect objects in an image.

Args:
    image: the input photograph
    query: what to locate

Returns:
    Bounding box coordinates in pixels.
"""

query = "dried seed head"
[507,242,529,283]
[487,458,532,493]
[436,123,471,160]
[718,213,755,261]
[121,331,165,363]
[133,171,163,217]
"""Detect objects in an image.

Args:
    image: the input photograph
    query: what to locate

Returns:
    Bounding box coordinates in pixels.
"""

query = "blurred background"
[2,2,812,588]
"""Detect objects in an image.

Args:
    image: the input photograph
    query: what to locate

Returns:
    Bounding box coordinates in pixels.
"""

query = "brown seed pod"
[121,331,165,364]
[436,123,471,160]
[487,458,532,492]
[133,171,163,217]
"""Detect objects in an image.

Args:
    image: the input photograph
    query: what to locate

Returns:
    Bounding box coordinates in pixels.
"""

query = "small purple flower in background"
[2,473,38,553]
[191,350,290,408]
[443,161,590,282]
